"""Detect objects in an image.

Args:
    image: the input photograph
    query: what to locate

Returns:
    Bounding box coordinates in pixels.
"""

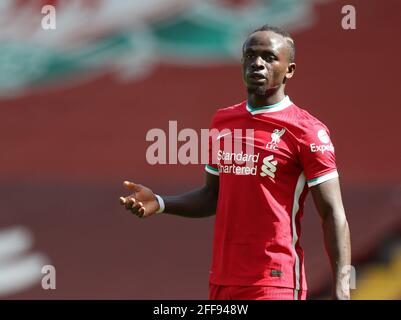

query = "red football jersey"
[206,96,339,290]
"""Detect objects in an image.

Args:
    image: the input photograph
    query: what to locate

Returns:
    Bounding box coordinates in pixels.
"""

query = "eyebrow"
[244,47,278,56]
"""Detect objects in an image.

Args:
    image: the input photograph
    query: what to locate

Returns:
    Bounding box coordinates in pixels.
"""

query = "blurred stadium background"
[0,0,400,299]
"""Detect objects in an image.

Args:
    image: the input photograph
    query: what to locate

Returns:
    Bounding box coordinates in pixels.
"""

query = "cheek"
[241,63,246,74]
[241,66,247,83]
[272,64,287,80]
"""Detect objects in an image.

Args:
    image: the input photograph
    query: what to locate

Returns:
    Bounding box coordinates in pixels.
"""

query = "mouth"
[248,72,267,83]
[249,72,266,79]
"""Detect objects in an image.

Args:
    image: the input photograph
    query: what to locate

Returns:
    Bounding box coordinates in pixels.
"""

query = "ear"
[285,63,296,80]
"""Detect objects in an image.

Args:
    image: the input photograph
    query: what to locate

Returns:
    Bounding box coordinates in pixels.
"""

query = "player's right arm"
[119,172,219,218]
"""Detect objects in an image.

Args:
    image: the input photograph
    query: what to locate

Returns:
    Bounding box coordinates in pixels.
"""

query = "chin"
[247,86,267,96]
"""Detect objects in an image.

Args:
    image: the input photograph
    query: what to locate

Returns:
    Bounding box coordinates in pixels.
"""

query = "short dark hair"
[243,24,295,63]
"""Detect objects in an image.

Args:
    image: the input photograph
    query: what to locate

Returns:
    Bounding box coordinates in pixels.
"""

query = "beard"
[247,85,267,96]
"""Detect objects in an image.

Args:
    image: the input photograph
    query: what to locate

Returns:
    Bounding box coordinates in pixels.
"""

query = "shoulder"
[210,101,246,124]
[288,103,331,137]
[215,101,245,116]
[286,103,336,151]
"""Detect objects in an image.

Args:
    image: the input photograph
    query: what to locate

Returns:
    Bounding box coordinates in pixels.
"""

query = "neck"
[248,86,286,108]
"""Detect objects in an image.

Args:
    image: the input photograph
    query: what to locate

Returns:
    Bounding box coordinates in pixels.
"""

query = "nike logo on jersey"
[216,132,231,140]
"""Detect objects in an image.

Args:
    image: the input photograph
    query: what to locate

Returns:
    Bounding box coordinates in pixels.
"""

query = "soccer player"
[119,25,351,300]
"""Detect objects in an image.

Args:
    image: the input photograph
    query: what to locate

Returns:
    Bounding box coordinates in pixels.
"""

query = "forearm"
[322,209,351,299]
[162,186,218,218]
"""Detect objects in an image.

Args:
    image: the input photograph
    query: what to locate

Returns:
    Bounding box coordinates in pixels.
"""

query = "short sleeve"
[205,113,220,176]
[299,122,338,187]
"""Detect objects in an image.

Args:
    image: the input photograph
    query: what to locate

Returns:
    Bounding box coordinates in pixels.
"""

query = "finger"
[124,197,136,210]
[136,203,145,218]
[123,181,142,192]
[129,199,144,215]
[119,197,127,205]
[138,205,145,216]
[131,199,142,210]
[130,206,140,215]
[131,208,140,215]
[123,197,131,210]
[121,197,136,210]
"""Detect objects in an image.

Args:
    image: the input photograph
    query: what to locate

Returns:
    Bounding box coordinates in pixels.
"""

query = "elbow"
[321,207,348,227]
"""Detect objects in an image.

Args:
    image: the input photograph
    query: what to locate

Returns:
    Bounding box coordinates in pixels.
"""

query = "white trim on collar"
[246,96,293,115]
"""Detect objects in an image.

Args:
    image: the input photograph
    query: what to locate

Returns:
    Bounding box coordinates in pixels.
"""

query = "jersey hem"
[209,277,307,291]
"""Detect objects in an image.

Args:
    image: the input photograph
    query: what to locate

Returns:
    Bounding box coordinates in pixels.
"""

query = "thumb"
[123,181,142,192]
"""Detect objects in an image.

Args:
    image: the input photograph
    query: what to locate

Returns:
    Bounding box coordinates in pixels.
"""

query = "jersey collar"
[246,96,292,115]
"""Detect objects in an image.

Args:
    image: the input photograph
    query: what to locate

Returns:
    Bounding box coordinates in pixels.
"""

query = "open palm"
[119,181,160,218]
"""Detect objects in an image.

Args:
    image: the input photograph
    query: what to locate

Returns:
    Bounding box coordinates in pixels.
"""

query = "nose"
[251,56,265,70]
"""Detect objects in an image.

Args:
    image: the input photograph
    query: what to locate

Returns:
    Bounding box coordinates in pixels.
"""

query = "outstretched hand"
[119,181,160,218]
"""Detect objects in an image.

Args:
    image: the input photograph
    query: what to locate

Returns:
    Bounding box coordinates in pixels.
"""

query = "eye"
[263,54,275,62]
[244,52,254,59]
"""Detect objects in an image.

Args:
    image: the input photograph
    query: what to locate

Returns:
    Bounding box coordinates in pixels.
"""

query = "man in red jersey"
[119,25,351,300]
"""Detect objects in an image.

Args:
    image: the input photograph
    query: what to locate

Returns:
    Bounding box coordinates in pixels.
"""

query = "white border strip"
[205,165,219,176]
[292,172,306,292]
[307,170,339,187]
[246,96,292,115]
